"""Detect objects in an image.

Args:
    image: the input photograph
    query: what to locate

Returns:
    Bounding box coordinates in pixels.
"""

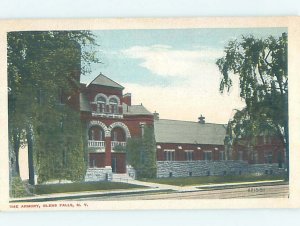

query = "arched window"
[109,98,118,114]
[88,127,104,141]
[96,96,106,113]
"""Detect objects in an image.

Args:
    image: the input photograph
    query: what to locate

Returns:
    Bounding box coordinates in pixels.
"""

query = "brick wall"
[156,143,224,161]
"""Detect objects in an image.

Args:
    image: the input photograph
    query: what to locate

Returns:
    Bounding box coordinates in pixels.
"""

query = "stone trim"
[94,93,108,104]
[164,149,175,152]
[88,120,110,137]
[108,121,131,138]
[108,95,121,106]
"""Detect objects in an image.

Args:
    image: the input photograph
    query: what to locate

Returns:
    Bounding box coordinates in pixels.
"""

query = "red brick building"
[232,136,285,166]
[80,73,154,178]
[154,118,227,162]
[80,73,286,180]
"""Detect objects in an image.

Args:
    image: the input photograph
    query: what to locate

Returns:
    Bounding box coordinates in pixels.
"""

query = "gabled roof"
[122,103,153,116]
[154,119,226,145]
[87,73,124,89]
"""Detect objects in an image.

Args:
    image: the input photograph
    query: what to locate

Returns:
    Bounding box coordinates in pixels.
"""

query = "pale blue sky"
[81,27,287,123]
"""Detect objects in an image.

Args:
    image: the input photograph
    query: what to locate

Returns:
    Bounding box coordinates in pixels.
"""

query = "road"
[73,184,288,201]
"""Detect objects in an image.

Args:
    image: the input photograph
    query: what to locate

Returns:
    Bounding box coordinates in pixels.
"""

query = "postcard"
[0,17,300,211]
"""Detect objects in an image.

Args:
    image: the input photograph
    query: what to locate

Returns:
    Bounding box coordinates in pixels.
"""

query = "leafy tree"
[35,106,86,183]
[8,31,99,184]
[126,126,157,179]
[216,33,288,176]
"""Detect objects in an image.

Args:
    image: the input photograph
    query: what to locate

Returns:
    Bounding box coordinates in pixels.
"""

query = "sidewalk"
[10,179,285,202]
[10,187,171,202]
[118,178,285,192]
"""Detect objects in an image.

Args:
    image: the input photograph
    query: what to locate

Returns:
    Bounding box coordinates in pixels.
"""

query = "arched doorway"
[87,121,109,168]
[108,122,131,173]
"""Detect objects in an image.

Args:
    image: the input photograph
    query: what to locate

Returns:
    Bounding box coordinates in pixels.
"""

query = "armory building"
[79,73,285,181]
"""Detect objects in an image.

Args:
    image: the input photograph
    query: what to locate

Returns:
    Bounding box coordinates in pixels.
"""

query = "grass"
[140,174,285,187]
[34,181,147,195]
[10,176,30,198]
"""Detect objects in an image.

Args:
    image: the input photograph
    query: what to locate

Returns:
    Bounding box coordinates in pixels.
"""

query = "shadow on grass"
[35,181,147,195]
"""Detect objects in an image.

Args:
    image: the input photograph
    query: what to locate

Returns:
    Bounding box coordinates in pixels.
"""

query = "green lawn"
[140,175,285,187]
[34,181,147,195]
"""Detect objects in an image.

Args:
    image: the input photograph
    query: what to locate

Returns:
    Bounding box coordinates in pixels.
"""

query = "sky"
[80,28,287,124]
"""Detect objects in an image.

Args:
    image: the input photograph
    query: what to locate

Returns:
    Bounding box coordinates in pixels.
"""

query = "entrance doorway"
[112,157,117,173]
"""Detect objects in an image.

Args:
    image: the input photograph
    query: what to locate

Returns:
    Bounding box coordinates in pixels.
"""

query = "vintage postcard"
[0,17,299,211]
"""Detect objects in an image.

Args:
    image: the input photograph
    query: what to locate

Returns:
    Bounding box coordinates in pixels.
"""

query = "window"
[89,129,95,140]
[267,137,272,144]
[263,136,267,144]
[219,151,225,160]
[99,130,103,141]
[185,150,193,161]
[238,151,243,161]
[96,96,106,113]
[109,98,118,114]
[253,151,258,163]
[264,151,273,164]
[203,151,212,161]
[91,130,95,140]
[164,149,175,161]
[112,131,118,141]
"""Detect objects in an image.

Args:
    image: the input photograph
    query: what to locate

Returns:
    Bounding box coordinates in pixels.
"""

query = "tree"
[126,126,157,179]
[216,33,288,177]
[8,31,99,184]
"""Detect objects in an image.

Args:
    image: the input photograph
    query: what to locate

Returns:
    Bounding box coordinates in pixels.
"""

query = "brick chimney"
[198,114,205,124]
[153,111,159,120]
[123,93,131,106]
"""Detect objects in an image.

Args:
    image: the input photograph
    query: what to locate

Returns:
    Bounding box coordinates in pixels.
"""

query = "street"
[73,184,288,201]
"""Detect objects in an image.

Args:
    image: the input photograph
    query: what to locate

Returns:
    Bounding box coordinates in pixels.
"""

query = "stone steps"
[111,173,134,182]
[84,168,112,182]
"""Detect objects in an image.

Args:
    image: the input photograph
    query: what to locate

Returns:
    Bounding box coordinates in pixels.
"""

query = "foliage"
[35,106,86,183]
[126,126,157,179]
[10,176,29,198]
[216,33,288,169]
[8,31,99,182]
[113,144,126,152]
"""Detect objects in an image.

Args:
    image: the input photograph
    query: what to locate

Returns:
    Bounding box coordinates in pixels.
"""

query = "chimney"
[198,114,205,124]
[123,93,131,106]
[153,111,159,120]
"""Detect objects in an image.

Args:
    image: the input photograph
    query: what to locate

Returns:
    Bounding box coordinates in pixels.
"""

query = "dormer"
[85,73,124,118]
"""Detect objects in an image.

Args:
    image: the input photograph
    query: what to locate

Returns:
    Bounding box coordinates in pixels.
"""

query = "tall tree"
[126,126,157,179]
[8,31,99,184]
[216,33,288,177]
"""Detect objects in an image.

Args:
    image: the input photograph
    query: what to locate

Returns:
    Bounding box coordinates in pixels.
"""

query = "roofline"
[155,118,227,126]
[155,141,225,146]
[86,72,124,89]
[124,113,153,116]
